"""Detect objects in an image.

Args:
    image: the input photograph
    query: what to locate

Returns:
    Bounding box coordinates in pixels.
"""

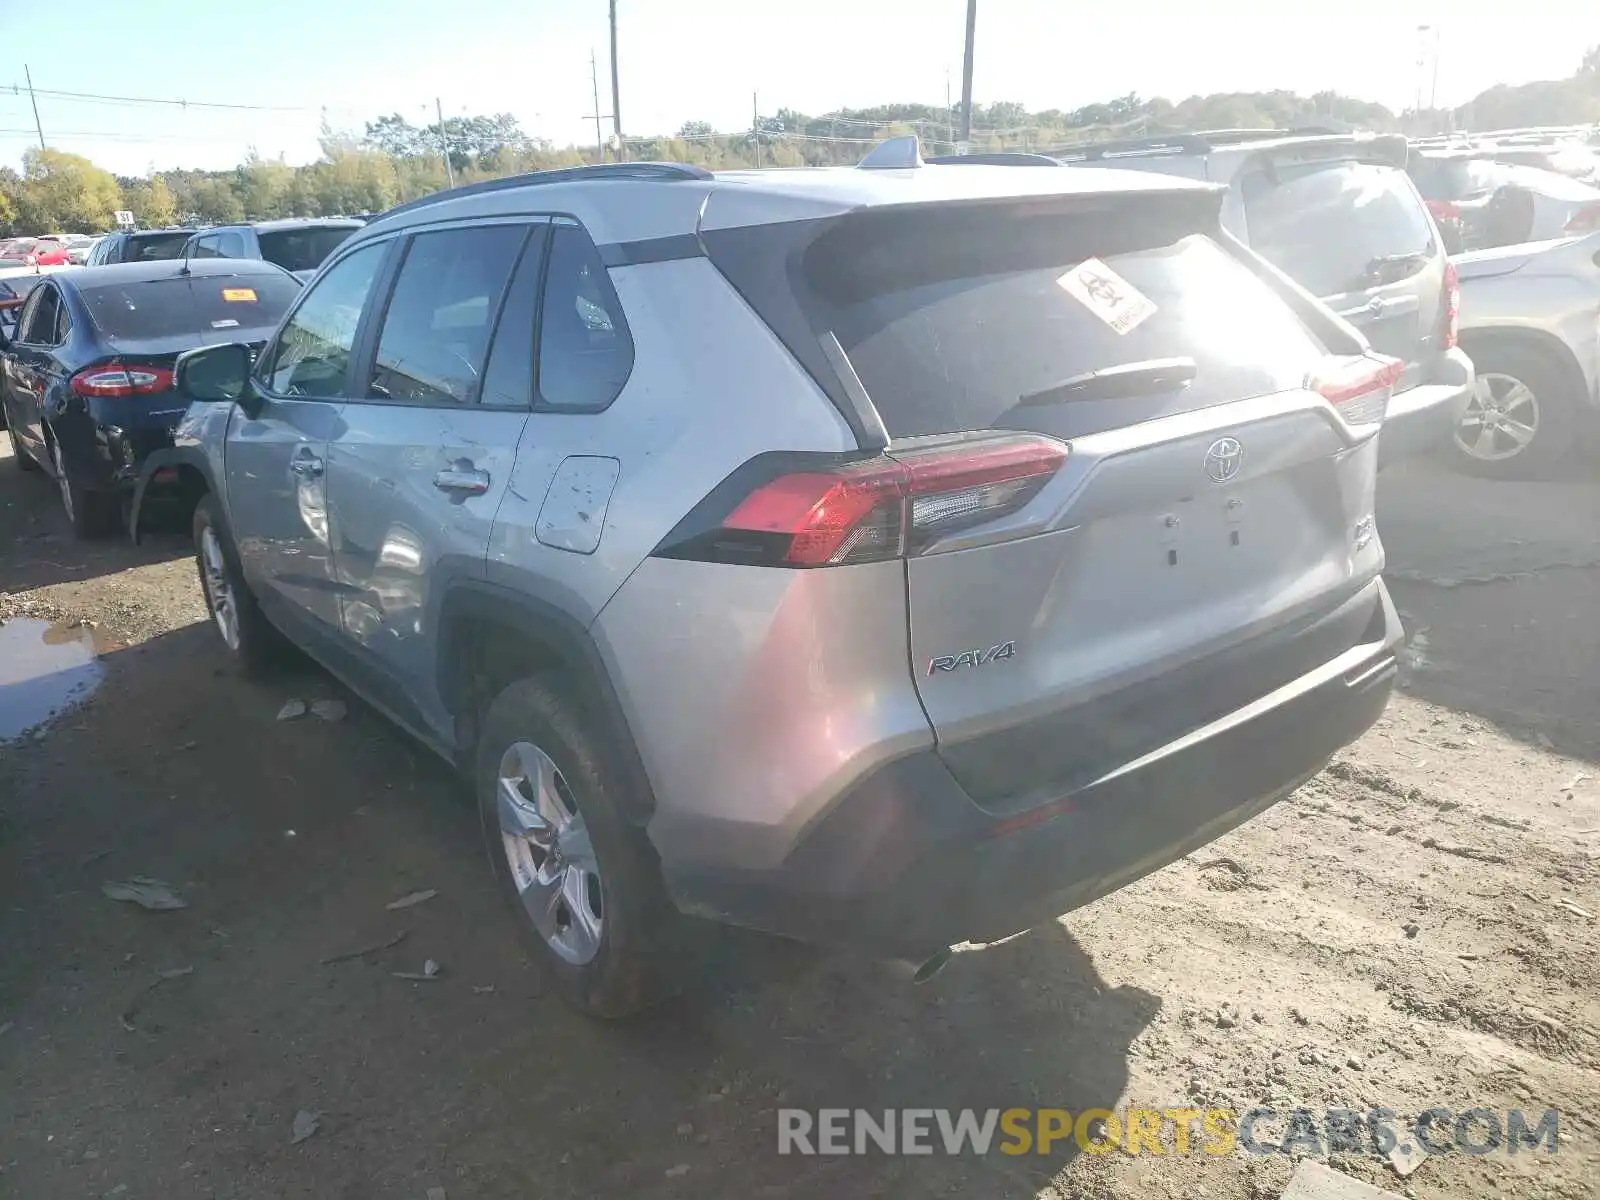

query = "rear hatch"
[704,188,1392,813]
[1240,151,1448,390]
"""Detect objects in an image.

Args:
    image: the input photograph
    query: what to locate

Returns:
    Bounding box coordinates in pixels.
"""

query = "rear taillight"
[70,365,176,398]
[1426,199,1461,222]
[1441,260,1460,351]
[1308,355,1405,428]
[1564,205,1600,233]
[655,434,1069,567]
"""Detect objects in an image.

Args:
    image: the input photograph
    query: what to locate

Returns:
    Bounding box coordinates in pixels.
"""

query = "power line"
[11,82,311,113]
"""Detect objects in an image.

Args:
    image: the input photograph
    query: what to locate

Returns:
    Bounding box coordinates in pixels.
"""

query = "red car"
[0,236,72,266]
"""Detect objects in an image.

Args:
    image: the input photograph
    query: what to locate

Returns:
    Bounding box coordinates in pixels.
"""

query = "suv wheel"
[193,495,282,675]
[52,439,118,537]
[476,675,675,1018]
[6,424,39,472]
[1452,345,1575,479]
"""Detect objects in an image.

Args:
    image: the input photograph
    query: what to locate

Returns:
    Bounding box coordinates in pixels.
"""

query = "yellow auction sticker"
[221,288,258,303]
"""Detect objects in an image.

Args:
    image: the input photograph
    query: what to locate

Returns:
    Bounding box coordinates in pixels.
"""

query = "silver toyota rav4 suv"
[137,145,1403,1016]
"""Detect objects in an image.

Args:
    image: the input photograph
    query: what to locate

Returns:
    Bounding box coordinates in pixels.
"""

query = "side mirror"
[175,343,261,417]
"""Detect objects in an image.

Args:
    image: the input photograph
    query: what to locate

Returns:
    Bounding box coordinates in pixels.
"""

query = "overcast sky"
[1,0,1593,176]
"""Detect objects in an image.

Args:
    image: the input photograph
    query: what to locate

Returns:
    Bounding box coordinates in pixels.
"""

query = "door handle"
[289,454,324,479]
[433,466,490,495]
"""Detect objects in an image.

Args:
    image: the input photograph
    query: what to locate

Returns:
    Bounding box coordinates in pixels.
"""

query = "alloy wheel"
[496,741,605,965]
[52,441,74,521]
[1456,372,1541,463]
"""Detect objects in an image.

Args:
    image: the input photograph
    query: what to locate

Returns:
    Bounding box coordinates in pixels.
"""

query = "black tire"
[476,675,678,1018]
[192,494,283,676]
[7,424,40,472]
[51,440,119,538]
[1451,342,1579,480]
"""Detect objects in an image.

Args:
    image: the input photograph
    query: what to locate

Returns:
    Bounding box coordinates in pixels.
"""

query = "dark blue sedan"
[0,259,301,536]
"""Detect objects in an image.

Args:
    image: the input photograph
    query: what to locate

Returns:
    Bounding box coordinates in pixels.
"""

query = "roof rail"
[1048,126,1385,161]
[924,151,1062,166]
[373,161,713,222]
[857,135,925,169]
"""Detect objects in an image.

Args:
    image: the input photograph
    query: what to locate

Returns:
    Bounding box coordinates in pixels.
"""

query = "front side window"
[366,224,526,406]
[217,230,248,258]
[262,242,387,398]
[536,223,634,411]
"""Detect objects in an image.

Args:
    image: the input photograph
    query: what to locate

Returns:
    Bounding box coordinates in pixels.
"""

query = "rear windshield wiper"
[1019,357,1197,406]
[1356,251,1430,288]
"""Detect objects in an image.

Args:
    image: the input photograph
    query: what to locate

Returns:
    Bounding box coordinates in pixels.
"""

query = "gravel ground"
[2,437,1597,1200]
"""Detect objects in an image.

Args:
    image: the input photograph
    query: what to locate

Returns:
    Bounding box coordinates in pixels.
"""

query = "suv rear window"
[1241,161,1436,297]
[258,227,355,274]
[797,203,1326,438]
[81,274,303,342]
[124,232,193,262]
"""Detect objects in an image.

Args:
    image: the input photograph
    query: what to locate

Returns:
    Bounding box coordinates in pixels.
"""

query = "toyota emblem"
[1205,437,1244,484]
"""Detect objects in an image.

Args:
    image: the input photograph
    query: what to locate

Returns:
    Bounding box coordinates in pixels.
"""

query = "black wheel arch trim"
[128,445,218,544]
[436,580,659,824]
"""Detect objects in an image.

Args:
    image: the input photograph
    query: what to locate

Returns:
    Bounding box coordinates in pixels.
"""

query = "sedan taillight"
[70,365,176,398]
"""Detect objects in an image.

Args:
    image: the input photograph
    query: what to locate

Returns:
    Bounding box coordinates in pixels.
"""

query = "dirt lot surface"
[2,441,1598,1200]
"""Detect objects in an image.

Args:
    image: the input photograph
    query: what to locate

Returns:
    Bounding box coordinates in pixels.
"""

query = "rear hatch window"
[82,274,302,343]
[1242,161,1437,297]
[258,227,356,274]
[124,232,194,262]
[800,200,1329,439]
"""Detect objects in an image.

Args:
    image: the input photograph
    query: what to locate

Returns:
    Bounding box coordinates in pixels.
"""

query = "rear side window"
[1241,161,1436,297]
[478,228,548,408]
[366,225,527,406]
[536,223,634,410]
[81,274,303,343]
[263,242,386,397]
[259,227,356,274]
[805,205,1326,439]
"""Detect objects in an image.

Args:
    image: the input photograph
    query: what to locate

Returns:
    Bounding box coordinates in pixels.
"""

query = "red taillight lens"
[70,365,176,398]
[1441,260,1460,351]
[660,434,1069,567]
[1426,199,1461,222]
[1564,206,1600,233]
[1308,355,1405,428]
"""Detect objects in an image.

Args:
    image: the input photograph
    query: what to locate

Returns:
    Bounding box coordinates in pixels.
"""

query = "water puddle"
[0,618,113,743]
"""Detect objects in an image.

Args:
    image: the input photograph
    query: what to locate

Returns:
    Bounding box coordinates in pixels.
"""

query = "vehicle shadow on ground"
[1379,460,1600,763]
[0,448,190,591]
[0,621,1157,1198]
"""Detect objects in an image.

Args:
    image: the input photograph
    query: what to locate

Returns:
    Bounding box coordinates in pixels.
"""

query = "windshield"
[1242,161,1436,296]
[257,227,356,274]
[81,273,302,342]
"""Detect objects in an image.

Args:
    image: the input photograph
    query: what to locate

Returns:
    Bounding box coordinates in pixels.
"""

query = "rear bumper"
[56,407,183,493]
[663,578,1402,958]
[1378,349,1475,467]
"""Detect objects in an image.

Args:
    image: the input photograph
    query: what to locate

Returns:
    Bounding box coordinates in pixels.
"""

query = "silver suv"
[1053,129,1476,466]
[136,152,1403,1016]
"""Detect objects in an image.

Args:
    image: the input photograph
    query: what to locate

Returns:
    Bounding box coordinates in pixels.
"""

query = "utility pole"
[436,97,455,188]
[945,69,954,153]
[590,50,607,162]
[609,0,623,155]
[1429,25,1442,111]
[957,0,977,152]
[752,92,762,169]
[23,64,45,149]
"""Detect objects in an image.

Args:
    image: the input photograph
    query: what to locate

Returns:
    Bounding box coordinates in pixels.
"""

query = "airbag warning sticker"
[221,288,257,303]
[1057,258,1156,335]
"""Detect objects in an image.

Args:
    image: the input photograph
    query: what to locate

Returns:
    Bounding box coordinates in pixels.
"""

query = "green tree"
[16,148,121,232]
[143,176,178,226]
[192,178,245,224]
